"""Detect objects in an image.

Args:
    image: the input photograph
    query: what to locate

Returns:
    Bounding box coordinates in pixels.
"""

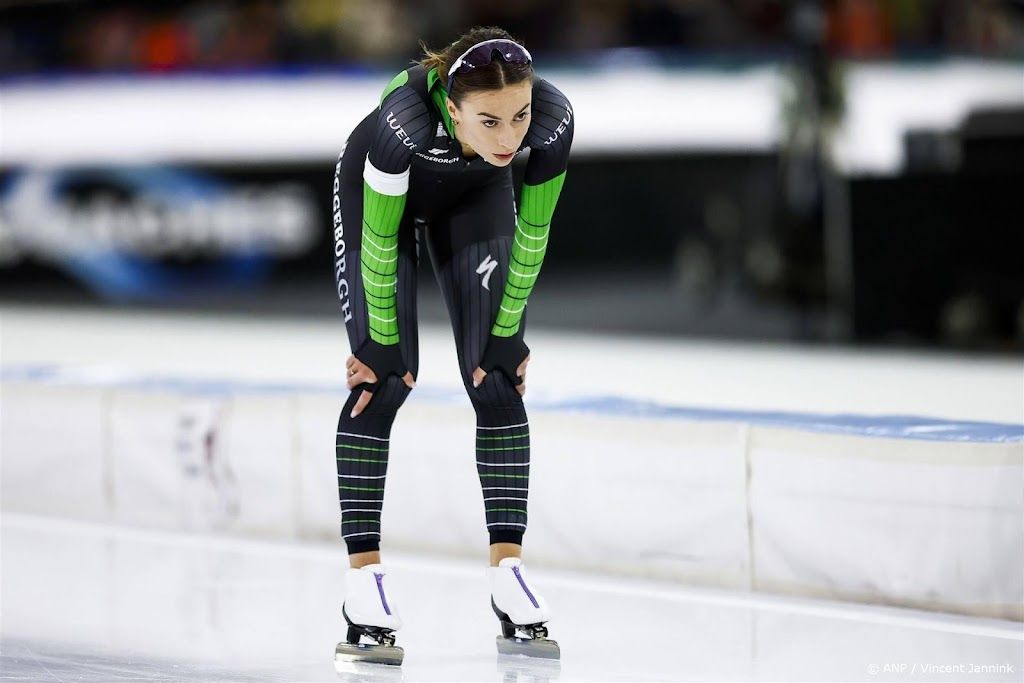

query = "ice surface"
[2,513,1020,682]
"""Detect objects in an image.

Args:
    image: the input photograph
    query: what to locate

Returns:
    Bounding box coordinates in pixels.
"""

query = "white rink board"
[372,402,752,587]
[3,374,1020,620]
[748,428,1024,620]
[0,384,109,522]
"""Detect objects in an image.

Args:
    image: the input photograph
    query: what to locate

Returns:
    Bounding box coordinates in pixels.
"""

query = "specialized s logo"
[476,254,499,291]
[386,111,417,150]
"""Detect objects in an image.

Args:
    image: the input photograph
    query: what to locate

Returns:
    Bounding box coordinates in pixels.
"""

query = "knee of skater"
[354,374,413,414]
[469,369,523,409]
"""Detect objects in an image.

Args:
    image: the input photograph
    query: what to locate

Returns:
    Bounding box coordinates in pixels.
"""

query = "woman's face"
[447,80,532,167]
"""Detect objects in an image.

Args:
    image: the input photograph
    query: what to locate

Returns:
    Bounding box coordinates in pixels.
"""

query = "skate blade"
[496,635,560,660]
[335,641,405,667]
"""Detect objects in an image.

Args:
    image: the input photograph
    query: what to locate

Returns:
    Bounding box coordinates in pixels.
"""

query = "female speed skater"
[330,26,573,665]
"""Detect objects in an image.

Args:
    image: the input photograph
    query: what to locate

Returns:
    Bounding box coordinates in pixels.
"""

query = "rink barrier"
[2,364,1022,621]
[4,364,1019,442]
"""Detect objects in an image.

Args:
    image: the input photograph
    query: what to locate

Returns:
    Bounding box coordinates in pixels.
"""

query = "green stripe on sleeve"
[491,172,566,337]
[361,181,406,344]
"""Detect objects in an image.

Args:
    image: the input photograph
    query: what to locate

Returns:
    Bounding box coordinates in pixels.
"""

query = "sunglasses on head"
[446,39,533,92]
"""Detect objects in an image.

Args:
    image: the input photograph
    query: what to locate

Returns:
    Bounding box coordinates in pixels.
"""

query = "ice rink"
[3,2,1023,679]
[3,512,1021,682]
[2,306,1022,681]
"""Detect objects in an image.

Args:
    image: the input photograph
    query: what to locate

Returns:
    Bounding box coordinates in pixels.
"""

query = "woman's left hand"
[473,354,530,396]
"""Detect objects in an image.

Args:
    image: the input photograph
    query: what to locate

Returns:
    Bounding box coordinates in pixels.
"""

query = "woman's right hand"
[346,354,415,418]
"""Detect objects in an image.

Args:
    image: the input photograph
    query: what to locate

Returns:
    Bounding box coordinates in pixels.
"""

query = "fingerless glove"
[354,338,408,392]
[479,334,530,387]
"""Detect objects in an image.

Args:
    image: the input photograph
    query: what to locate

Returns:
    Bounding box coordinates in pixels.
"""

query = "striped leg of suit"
[430,236,531,546]
[333,244,419,555]
[477,417,530,544]
[335,376,409,554]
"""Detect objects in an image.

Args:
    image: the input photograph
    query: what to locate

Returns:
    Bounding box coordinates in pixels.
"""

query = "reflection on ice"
[497,653,561,683]
[333,657,406,683]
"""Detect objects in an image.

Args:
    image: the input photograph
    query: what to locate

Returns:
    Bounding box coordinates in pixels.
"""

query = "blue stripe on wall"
[3,364,1021,444]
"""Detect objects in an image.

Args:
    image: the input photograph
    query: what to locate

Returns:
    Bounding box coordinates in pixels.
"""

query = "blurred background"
[1,0,1023,351]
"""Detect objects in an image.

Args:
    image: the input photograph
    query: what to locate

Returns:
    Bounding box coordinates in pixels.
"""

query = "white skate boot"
[488,557,560,659]
[335,564,404,666]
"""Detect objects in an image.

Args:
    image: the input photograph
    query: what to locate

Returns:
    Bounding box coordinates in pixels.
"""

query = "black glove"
[353,338,408,393]
[479,334,530,386]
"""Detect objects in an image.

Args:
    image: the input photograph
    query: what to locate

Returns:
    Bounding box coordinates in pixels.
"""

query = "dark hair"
[418,26,533,105]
